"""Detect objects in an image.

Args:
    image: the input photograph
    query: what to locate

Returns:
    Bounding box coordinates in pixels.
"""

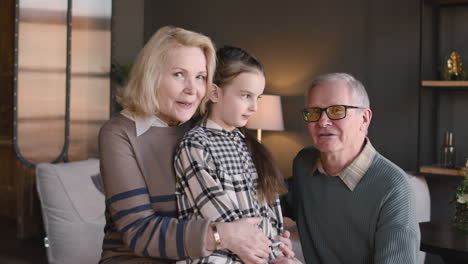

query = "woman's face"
[156,45,207,125]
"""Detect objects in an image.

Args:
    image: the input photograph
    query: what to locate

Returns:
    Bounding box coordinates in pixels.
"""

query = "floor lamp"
[246,95,284,143]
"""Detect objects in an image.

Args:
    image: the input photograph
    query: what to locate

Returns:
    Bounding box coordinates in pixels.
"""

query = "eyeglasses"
[302,105,364,122]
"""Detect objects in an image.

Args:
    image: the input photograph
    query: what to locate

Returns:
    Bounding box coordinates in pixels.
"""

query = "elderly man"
[283,73,420,264]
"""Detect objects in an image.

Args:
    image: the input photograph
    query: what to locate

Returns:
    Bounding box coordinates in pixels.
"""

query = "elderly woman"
[99,26,275,264]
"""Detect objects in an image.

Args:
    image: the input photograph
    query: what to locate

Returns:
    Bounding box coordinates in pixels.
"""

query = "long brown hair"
[207,46,286,204]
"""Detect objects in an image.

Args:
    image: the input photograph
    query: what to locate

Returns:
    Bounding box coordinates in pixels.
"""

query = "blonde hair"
[117,26,216,117]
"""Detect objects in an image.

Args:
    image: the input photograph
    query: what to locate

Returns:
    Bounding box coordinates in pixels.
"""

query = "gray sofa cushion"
[36,159,105,264]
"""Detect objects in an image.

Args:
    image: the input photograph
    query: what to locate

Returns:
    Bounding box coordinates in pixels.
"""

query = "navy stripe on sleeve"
[103,239,124,246]
[143,217,163,258]
[112,204,152,222]
[121,214,153,234]
[129,215,153,251]
[158,217,171,258]
[107,188,149,205]
[156,210,177,218]
[105,248,133,253]
[150,194,176,203]
[176,219,186,259]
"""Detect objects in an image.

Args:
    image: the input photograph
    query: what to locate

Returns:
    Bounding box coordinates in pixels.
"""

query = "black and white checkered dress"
[174,118,283,264]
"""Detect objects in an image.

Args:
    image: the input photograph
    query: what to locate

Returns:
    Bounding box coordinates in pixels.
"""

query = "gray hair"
[305,73,370,108]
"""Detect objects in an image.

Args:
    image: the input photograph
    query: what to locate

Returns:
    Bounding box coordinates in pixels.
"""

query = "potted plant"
[454,166,468,231]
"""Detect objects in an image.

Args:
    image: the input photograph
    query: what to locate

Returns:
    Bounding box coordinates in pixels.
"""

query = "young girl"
[174,46,288,263]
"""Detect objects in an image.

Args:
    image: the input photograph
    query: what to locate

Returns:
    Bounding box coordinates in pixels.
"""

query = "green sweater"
[285,146,420,264]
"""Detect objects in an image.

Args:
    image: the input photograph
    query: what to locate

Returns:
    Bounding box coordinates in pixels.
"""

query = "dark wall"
[112,0,144,65]
[142,0,420,175]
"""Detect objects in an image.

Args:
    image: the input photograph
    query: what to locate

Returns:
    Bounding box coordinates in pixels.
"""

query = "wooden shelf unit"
[425,0,468,6]
[421,80,468,87]
[420,165,468,177]
[417,1,468,172]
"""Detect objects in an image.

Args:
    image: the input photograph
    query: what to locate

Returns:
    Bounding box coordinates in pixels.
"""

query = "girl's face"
[156,46,207,126]
[209,71,265,131]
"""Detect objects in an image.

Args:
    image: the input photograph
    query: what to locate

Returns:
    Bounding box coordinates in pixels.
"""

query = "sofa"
[35,159,429,264]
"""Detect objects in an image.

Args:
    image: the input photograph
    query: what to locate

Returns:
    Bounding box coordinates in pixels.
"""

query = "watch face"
[211,223,221,250]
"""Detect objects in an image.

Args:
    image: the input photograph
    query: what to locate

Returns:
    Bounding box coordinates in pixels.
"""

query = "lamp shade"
[246,95,284,131]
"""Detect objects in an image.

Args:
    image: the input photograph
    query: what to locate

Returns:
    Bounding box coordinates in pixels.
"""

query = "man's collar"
[121,110,169,137]
[316,138,376,191]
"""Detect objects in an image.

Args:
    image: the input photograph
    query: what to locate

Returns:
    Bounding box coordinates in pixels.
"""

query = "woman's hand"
[275,231,295,259]
[217,217,272,264]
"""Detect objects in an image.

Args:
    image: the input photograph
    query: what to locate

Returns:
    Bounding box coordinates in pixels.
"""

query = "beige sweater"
[99,114,210,263]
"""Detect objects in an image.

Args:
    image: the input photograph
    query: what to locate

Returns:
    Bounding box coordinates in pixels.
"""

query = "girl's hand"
[270,256,302,264]
[217,217,272,264]
[275,231,295,259]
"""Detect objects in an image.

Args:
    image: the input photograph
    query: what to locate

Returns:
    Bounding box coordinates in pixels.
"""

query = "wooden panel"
[0,78,13,142]
[0,0,40,239]
[0,0,15,219]
[15,160,39,239]
[0,145,18,218]
[0,0,15,74]
[0,0,14,141]
[0,144,40,238]
[0,145,41,238]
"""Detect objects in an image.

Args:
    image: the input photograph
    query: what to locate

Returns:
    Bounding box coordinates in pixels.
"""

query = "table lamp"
[246,95,284,143]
